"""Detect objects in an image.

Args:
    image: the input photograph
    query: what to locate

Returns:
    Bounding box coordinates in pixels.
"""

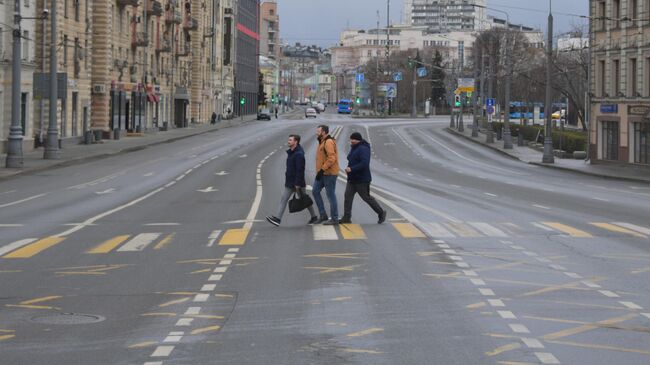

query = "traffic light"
[240,97,246,105]
[454,95,461,107]
[355,97,361,105]
[407,56,413,68]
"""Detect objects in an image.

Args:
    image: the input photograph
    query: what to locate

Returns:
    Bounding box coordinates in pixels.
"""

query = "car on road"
[316,103,326,112]
[257,109,272,121]
[337,99,352,114]
[305,108,318,118]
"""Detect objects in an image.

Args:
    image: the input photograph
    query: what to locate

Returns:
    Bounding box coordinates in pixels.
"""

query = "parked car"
[257,109,272,121]
[305,108,318,118]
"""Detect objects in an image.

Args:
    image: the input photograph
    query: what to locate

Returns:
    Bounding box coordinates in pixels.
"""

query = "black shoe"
[266,216,281,227]
[378,210,387,224]
[339,217,352,224]
[315,215,328,224]
[323,219,339,226]
[308,216,318,225]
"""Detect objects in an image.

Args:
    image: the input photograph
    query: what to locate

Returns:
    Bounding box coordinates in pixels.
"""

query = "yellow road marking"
[0,334,15,341]
[467,302,487,309]
[303,265,363,274]
[545,339,650,356]
[498,362,537,365]
[339,224,367,240]
[523,315,650,333]
[544,299,635,311]
[542,313,637,341]
[0,329,15,333]
[346,327,384,338]
[190,268,212,274]
[341,348,384,354]
[392,223,426,238]
[154,233,176,250]
[331,296,352,302]
[54,264,128,276]
[515,279,595,298]
[0,270,22,273]
[219,229,249,246]
[20,296,62,305]
[87,235,130,254]
[141,313,177,317]
[4,236,66,258]
[159,297,190,308]
[303,253,366,259]
[444,222,482,237]
[542,222,592,237]
[215,294,234,299]
[191,325,221,335]
[188,314,225,319]
[6,304,60,310]
[590,223,647,238]
[486,342,521,357]
[166,292,199,296]
[128,341,158,348]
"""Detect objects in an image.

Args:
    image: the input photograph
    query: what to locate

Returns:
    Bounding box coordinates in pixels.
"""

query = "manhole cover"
[30,313,105,325]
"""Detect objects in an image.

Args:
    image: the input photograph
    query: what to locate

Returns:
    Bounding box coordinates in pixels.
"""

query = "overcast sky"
[278,0,588,47]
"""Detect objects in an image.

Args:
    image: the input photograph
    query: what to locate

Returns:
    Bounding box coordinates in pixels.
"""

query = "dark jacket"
[346,140,372,184]
[285,145,307,188]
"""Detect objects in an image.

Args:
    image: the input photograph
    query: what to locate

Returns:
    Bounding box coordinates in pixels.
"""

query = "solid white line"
[193,294,209,302]
[509,324,530,334]
[151,346,174,357]
[498,311,517,319]
[468,222,508,237]
[117,233,161,252]
[488,299,506,307]
[533,204,551,210]
[201,284,217,292]
[522,338,545,349]
[619,301,643,310]
[185,307,201,315]
[0,238,38,256]
[599,290,620,298]
[0,193,47,208]
[313,225,339,240]
[535,352,560,364]
[175,318,194,326]
[536,257,552,263]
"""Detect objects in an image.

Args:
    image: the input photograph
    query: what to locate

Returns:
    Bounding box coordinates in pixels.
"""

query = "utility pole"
[471,39,480,137]
[6,0,24,167]
[543,0,555,163]
[142,0,148,132]
[386,0,391,115]
[503,20,513,149]
[376,10,380,114]
[486,38,495,144]
[44,0,60,159]
[411,59,417,118]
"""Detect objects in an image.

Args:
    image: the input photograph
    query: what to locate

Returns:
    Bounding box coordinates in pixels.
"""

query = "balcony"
[145,1,163,17]
[176,43,191,57]
[157,37,172,53]
[268,28,276,34]
[117,0,139,7]
[183,17,198,31]
[132,31,148,48]
[164,9,182,24]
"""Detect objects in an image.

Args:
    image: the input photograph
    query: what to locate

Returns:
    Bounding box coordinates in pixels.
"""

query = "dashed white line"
[470,279,486,286]
[213,266,228,273]
[219,260,232,266]
[619,301,643,310]
[509,324,531,334]
[535,352,561,364]
[479,288,495,296]
[641,313,650,319]
[549,264,567,271]
[0,193,47,208]
[533,204,551,210]
[175,318,194,326]
[163,334,183,343]
[484,193,498,197]
[564,272,583,279]
[463,270,478,277]
[599,290,620,298]
[498,311,517,319]
[185,307,201,315]
[223,253,237,259]
[193,294,209,302]
[208,274,223,281]
[488,299,506,307]
[201,284,217,292]
[455,262,470,268]
[227,248,240,253]
[582,280,601,288]
[151,346,174,357]
[522,338,545,349]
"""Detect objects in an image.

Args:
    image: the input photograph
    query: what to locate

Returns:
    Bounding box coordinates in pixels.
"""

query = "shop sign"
[600,104,618,113]
[628,105,650,116]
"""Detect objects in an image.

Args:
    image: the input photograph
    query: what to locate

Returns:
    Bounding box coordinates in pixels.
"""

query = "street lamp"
[542,0,555,163]
[44,0,60,159]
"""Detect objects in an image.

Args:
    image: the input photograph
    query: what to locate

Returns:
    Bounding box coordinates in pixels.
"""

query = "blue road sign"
[356,73,365,83]
[417,67,428,78]
[486,98,495,107]
[393,72,403,82]
[487,105,495,115]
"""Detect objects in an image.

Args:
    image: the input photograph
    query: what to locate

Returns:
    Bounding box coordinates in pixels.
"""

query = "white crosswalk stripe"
[117,233,162,252]
[313,225,338,240]
[468,222,508,237]
[613,222,650,236]
[422,223,455,238]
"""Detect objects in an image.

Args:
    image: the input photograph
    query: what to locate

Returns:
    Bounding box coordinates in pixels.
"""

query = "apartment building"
[234,0,260,117]
[1,0,37,153]
[404,0,488,33]
[590,0,650,165]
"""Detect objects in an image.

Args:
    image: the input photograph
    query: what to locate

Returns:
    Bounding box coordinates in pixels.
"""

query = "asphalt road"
[1,110,650,365]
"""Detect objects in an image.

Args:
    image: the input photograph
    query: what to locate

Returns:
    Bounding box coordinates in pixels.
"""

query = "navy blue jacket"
[346,140,372,183]
[285,145,307,188]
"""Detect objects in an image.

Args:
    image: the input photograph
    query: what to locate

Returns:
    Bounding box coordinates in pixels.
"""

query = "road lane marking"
[339,224,367,240]
[468,222,508,237]
[590,222,647,238]
[200,284,216,292]
[535,352,560,364]
[193,294,209,302]
[185,307,201,315]
[159,298,190,308]
[522,338,545,349]
[313,225,339,240]
[533,204,551,210]
[0,224,23,227]
[3,236,65,258]
[484,193,498,197]
[486,342,521,357]
[218,229,249,246]
[488,299,506,307]
[471,279,486,286]
[207,230,222,247]
[541,222,592,238]
[479,288,495,296]
[0,238,38,256]
[151,345,174,357]
[227,248,239,253]
[208,274,223,281]
[144,223,180,226]
[392,223,426,238]
[509,324,530,333]
[154,233,175,250]
[423,223,455,238]
[619,301,643,310]
[87,235,131,254]
[0,193,47,208]
[163,333,183,343]
[533,222,555,231]
[175,318,194,326]
[191,325,221,335]
[213,266,228,273]
[613,222,650,236]
[445,222,481,237]
[346,328,384,338]
[498,311,517,319]
[564,272,582,279]
[581,281,601,288]
[599,290,620,298]
[118,233,161,252]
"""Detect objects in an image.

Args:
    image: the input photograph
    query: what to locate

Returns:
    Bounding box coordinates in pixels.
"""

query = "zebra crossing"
[0,221,648,259]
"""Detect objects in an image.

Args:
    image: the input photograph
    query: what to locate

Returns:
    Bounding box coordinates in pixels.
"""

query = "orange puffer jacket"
[315,136,339,176]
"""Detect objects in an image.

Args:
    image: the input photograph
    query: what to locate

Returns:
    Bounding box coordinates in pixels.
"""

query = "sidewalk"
[0,116,260,180]
[447,125,650,184]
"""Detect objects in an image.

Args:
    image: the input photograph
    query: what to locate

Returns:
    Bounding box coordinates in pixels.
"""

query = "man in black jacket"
[267,135,318,226]
[340,132,386,224]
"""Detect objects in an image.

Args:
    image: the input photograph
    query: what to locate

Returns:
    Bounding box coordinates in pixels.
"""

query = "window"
[613,59,620,96]
[63,35,68,66]
[75,0,80,21]
[599,60,606,96]
[630,0,638,23]
[22,31,28,61]
[602,121,619,161]
[64,0,69,18]
[634,122,650,164]
[629,58,638,96]
[0,27,3,55]
[646,57,650,96]
[612,0,620,28]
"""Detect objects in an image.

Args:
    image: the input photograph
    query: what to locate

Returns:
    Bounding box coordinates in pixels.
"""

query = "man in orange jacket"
[313,125,340,225]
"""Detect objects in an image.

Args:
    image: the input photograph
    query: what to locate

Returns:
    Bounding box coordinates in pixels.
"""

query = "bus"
[337,99,352,114]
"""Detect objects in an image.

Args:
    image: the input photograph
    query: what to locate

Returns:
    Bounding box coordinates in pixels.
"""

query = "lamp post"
[44,0,60,159]
[543,0,555,163]
[6,0,24,167]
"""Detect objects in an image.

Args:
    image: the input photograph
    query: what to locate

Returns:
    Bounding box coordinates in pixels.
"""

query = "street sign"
[417,67,428,78]
[393,72,403,82]
[454,88,461,95]
[487,105,495,115]
[356,73,365,83]
[379,83,397,98]
[486,98,495,107]
[458,78,475,93]
[33,73,68,99]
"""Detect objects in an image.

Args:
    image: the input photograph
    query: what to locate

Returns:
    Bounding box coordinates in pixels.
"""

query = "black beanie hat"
[350,132,363,141]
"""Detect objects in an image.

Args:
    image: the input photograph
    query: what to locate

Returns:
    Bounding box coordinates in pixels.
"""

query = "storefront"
[592,103,650,166]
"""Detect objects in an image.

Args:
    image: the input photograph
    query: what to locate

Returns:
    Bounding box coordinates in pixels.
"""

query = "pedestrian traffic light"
[454,95,461,107]
[240,97,246,105]
[407,56,413,68]
[355,97,361,104]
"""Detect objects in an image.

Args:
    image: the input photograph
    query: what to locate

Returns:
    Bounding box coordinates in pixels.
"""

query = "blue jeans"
[313,175,338,219]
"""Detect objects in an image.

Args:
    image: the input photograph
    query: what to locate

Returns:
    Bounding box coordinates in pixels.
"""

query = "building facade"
[259,0,279,60]
[234,0,259,116]
[404,0,488,33]
[1,0,37,153]
[590,0,650,165]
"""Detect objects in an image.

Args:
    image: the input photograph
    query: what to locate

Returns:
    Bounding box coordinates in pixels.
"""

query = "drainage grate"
[30,313,105,325]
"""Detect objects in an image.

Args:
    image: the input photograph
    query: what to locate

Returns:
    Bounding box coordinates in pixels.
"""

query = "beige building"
[590,0,650,165]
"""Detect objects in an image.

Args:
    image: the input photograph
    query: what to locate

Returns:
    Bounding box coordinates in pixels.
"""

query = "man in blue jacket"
[267,135,318,226]
[340,132,386,224]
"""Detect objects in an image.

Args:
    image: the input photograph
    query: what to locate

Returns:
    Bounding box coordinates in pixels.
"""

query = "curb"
[445,127,650,184]
[0,118,259,181]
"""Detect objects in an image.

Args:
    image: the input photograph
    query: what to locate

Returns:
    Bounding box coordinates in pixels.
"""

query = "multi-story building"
[281,43,328,104]
[1,0,37,153]
[404,0,488,33]
[234,0,260,117]
[259,0,279,60]
[590,0,650,166]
